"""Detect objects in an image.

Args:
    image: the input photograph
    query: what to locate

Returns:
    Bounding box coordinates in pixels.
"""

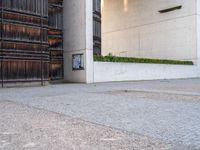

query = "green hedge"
[94,55,194,65]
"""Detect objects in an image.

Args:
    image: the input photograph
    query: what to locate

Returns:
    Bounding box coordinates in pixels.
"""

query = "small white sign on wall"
[72,54,84,70]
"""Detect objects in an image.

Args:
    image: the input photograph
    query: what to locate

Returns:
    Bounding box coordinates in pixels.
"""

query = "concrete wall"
[62,0,200,83]
[197,0,200,64]
[94,62,200,82]
[63,0,94,83]
[102,0,198,62]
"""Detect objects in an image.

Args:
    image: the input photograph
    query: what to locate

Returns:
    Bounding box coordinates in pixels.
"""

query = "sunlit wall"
[102,0,198,62]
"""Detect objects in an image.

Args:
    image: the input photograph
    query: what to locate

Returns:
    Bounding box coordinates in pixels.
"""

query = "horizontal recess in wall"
[159,5,182,13]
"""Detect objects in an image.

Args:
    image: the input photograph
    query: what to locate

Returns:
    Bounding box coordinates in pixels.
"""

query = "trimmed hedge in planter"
[94,55,194,65]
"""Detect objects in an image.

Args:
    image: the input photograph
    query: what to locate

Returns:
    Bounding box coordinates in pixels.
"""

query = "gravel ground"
[0,101,172,150]
[1,79,200,149]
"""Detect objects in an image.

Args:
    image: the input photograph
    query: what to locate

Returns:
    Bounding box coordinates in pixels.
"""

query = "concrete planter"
[93,62,200,82]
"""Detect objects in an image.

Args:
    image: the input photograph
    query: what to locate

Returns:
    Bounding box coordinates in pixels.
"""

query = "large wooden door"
[0,0,49,87]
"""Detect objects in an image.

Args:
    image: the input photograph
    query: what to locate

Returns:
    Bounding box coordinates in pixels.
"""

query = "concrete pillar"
[63,0,94,83]
[197,0,200,66]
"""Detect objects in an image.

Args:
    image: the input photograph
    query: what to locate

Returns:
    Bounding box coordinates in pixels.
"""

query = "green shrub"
[93,55,194,65]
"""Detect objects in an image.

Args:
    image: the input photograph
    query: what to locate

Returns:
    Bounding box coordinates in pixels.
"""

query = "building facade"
[0,0,101,86]
[102,0,199,63]
[0,0,49,86]
[63,0,200,83]
[48,0,64,80]
[1,0,200,86]
[93,0,101,55]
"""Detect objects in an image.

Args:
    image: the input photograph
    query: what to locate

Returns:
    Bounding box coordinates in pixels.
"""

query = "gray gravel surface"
[0,101,172,150]
[1,79,200,149]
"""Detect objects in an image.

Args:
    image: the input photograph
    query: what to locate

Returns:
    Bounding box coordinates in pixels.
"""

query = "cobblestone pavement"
[1,79,200,149]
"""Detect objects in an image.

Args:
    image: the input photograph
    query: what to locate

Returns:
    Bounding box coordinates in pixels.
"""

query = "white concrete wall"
[102,0,198,62]
[94,62,200,82]
[197,0,200,65]
[62,0,200,83]
[63,0,94,83]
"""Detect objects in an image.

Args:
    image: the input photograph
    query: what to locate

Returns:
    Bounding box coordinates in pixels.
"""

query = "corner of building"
[63,0,94,83]
[196,0,200,76]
